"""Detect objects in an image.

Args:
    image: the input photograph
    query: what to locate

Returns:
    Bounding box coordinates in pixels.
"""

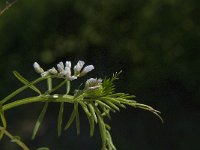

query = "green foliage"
[32,102,48,140]
[102,71,122,96]
[0,62,162,150]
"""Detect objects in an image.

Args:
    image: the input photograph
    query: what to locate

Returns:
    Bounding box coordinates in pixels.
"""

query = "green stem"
[47,78,52,91]
[0,75,66,104]
[0,126,30,150]
[1,77,46,104]
[57,80,70,136]
[2,95,74,111]
[45,80,66,95]
[66,81,70,94]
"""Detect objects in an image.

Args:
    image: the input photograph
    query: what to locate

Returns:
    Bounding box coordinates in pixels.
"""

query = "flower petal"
[65,61,71,68]
[80,65,94,77]
[74,60,85,75]
[57,62,64,72]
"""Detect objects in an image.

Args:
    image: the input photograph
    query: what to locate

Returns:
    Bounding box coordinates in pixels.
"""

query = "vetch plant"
[0,60,163,150]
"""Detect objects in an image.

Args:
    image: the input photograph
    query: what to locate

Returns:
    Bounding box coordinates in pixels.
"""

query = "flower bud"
[74,60,85,76]
[80,65,94,77]
[65,61,71,68]
[85,78,102,90]
[57,62,64,72]
[33,62,44,74]
[48,67,58,75]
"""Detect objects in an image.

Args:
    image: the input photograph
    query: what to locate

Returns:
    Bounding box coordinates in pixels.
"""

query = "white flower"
[57,62,64,72]
[41,71,49,77]
[85,78,102,90]
[65,61,71,68]
[56,60,77,80]
[48,67,58,75]
[74,60,85,76]
[65,66,77,80]
[80,65,94,77]
[34,60,94,79]
[33,62,44,74]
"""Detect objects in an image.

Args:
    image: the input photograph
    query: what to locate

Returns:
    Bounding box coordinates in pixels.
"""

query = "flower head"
[55,60,77,80]
[85,78,102,90]
[33,60,95,80]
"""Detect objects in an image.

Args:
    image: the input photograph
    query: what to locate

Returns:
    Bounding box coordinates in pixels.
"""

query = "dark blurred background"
[0,0,199,149]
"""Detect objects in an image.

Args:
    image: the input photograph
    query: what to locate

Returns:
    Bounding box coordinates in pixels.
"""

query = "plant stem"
[1,77,46,104]
[0,0,18,17]
[0,126,30,150]
[66,80,70,95]
[2,95,74,111]
[47,78,52,91]
[1,75,64,104]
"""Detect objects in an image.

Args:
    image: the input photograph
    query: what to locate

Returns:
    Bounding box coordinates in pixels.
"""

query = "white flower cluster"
[33,60,94,81]
[85,78,102,90]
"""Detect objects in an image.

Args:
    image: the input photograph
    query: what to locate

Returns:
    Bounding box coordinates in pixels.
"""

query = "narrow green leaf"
[0,111,6,128]
[88,116,95,136]
[98,103,111,119]
[88,103,97,123]
[102,109,111,119]
[105,124,111,130]
[108,98,126,109]
[79,101,94,136]
[13,71,41,95]
[11,136,21,143]
[79,101,91,117]
[103,100,120,112]
[75,103,80,135]
[98,115,106,149]
[32,102,48,139]
[96,100,111,110]
[106,130,117,150]
[0,129,4,140]
[111,93,136,99]
[1,76,45,104]
[117,98,136,104]
[57,102,64,136]
[64,105,76,130]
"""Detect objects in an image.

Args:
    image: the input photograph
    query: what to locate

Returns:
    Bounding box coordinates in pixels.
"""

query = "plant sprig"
[0,60,162,150]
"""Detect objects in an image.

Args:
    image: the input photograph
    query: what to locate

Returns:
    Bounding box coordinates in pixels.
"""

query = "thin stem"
[45,80,66,95]
[57,80,70,136]
[2,95,74,111]
[0,126,30,150]
[47,78,52,91]
[66,81,70,95]
[0,0,18,17]
[1,75,64,104]
[1,77,46,104]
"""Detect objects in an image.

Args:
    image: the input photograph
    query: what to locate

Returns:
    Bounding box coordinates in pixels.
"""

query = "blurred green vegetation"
[0,0,199,149]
